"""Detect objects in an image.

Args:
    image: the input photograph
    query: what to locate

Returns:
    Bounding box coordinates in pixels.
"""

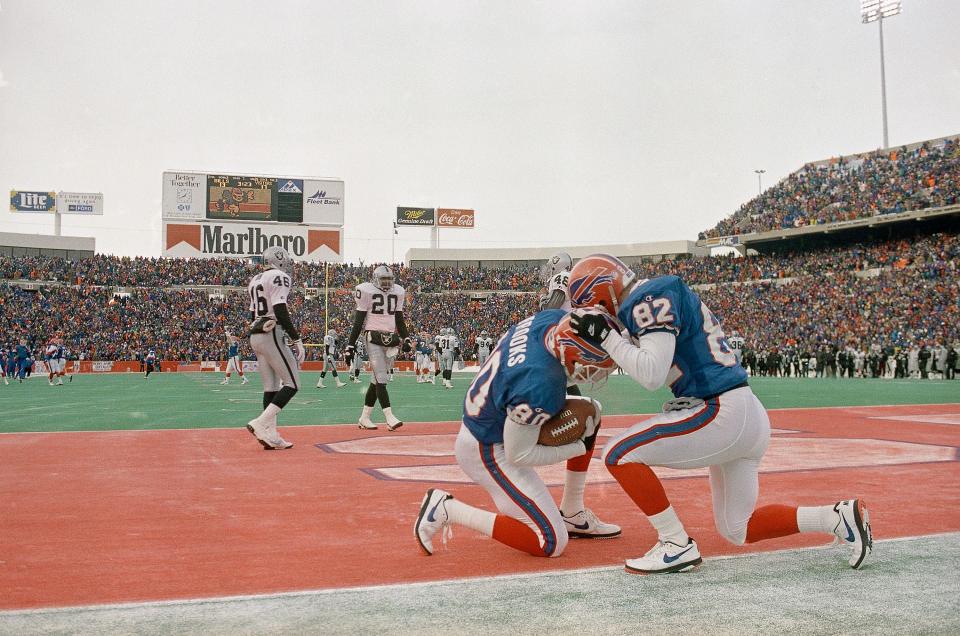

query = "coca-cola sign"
[437,208,475,228]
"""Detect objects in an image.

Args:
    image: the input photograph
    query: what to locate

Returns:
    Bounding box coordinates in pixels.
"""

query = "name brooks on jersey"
[462,310,568,444]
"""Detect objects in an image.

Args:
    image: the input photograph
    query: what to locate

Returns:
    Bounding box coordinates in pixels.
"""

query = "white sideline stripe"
[2,402,959,435]
[2,531,956,617]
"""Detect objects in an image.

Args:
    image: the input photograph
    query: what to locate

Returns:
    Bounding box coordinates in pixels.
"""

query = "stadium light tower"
[754,169,766,195]
[861,0,901,149]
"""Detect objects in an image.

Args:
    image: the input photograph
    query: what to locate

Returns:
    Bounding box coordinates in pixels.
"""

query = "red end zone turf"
[0,404,957,610]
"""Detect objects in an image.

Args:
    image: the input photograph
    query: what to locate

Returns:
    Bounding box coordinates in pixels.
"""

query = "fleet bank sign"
[163,221,343,262]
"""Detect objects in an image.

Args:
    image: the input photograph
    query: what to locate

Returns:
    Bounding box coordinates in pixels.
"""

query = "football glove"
[344,344,356,364]
[292,339,305,364]
[569,308,618,346]
[580,408,602,453]
[401,338,413,353]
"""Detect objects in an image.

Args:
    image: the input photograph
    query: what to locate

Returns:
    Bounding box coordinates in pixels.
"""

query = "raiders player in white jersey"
[348,338,365,383]
[244,246,304,450]
[728,331,745,366]
[436,327,460,389]
[539,252,573,311]
[347,265,412,431]
[474,330,494,366]
[316,329,347,388]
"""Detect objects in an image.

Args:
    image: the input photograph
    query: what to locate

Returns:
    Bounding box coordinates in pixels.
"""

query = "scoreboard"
[207,175,279,222]
[162,171,344,226]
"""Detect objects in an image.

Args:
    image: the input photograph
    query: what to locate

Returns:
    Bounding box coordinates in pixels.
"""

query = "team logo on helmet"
[568,267,618,307]
[568,254,636,314]
[547,313,617,385]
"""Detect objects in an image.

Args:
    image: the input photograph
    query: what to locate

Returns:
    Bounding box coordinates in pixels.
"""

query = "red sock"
[607,463,670,516]
[566,446,594,472]
[746,505,799,543]
[492,515,548,557]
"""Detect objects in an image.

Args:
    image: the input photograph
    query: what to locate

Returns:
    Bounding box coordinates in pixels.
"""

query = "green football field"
[2,371,958,433]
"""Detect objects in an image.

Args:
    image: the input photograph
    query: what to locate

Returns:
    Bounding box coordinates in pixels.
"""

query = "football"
[537,398,599,446]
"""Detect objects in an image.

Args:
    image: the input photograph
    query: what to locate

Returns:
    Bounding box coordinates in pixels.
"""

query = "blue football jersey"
[228,342,239,358]
[618,275,747,399]
[462,310,568,445]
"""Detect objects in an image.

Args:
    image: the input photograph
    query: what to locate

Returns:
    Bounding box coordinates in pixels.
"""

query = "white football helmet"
[373,265,394,291]
[262,246,293,275]
[540,252,573,283]
[328,329,336,337]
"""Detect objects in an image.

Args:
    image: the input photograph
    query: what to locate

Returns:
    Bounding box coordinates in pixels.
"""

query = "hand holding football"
[537,398,600,446]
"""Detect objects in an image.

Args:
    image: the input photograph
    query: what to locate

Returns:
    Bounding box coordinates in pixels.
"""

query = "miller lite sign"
[437,208,475,228]
[10,190,57,213]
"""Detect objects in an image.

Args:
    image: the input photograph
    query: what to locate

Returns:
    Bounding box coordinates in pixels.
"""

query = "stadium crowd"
[1,231,956,292]
[701,137,960,239]
[1,231,957,375]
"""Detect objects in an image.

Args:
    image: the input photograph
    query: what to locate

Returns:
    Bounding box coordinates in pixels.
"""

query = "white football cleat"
[415,488,454,555]
[245,417,293,450]
[358,416,377,430]
[385,412,404,432]
[562,508,622,539]
[241,377,249,385]
[220,379,229,385]
[316,380,326,389]
[352,377,362,383]
[624,538,702,574]
[336,380,346,388]
[832,499,873,569]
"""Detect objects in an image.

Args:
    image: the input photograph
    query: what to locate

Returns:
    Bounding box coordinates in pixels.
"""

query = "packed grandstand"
[1,136,958,377]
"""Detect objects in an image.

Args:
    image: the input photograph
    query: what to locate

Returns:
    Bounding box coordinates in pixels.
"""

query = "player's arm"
[395,311,410,340]
[602,330,675,391]
[503,411,587,467]
[346,310,366,351]
[571,308,674,391]
[540,289,568,310]
[272,303,300,341]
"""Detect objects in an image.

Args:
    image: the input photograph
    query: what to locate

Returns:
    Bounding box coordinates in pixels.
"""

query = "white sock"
[262,404,281,420]
[446,499,496,536]
[361,405,373,419]
[797,505,838,534]
[648,506,689,545]
[383,407,395,419]
[560,471,588,516]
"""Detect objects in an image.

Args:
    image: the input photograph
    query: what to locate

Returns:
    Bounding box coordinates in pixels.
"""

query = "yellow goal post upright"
[304,262,332,349]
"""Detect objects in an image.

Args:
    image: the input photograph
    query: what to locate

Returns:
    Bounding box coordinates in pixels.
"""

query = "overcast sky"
[1,0,958,263]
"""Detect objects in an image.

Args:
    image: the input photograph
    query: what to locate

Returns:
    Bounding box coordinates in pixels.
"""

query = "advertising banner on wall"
[437,208,475,228]
[161,172,207,220]
[58,192,104,215]
[9,190,57,213]
[163,220,343,262]
[302,179,345,226]
[396,206,435,226]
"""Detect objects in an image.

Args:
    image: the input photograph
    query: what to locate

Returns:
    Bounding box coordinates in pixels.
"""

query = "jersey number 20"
[371,293,398,315]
